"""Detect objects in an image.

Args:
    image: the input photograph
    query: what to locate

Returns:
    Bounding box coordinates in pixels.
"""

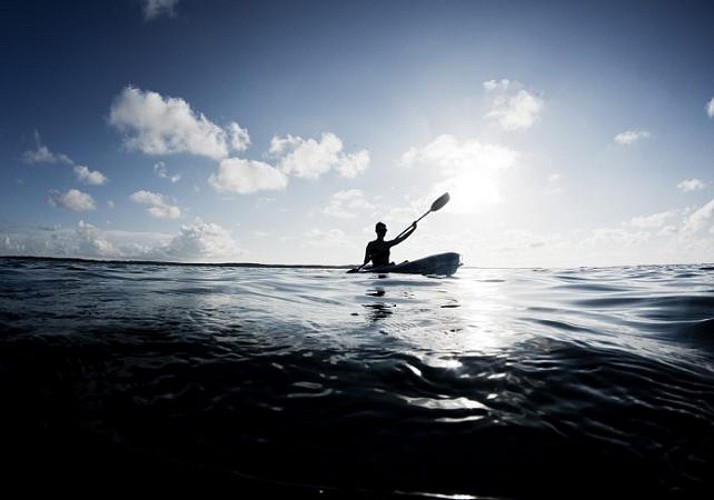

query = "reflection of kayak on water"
[347,252,462,276]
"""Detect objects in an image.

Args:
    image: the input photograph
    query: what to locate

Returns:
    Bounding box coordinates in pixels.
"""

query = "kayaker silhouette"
[348,193,452,274]
[363,221,417,268]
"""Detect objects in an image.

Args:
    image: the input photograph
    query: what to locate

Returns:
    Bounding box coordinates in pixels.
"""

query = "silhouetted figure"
[363,221,416,267]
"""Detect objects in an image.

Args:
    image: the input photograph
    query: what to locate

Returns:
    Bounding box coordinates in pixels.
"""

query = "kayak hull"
[348,252,462,276]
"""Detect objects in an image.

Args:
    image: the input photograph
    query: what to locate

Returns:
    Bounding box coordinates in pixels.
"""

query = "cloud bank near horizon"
[0,219,241,262]
[3,195,713,266]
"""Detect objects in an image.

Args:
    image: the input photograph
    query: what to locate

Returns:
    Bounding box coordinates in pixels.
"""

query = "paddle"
[394,192,450,240]
[352,192,450,272]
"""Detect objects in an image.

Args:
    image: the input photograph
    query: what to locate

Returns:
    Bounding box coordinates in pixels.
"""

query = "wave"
[1,259,713,498]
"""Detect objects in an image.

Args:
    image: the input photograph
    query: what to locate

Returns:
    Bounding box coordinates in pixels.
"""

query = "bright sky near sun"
[2,0,713,267]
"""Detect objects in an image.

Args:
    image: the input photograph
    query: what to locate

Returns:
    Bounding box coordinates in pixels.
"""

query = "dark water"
[1,257,713,498]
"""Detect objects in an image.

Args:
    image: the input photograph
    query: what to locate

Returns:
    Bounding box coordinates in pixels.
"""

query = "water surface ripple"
[1,258,712,498]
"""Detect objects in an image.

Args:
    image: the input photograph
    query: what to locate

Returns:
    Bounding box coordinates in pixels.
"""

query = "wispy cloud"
[483,79,511,92]
[677,178,707,192]
[614,129,650,145]
[323,189,375,218]
[683,199,714,234]
[302,228,351,248]
[130,190,181,219]
[401,134,517,172]
[628,210,676,228]
[24,132,109,185]
[483,79,544,131]
[48,189,96,212]
[109,86,249,160]
[208,158,288,194]
[142,0,179,21]
[22,132,73,165]
[270,133,369,179]
[707,97,714,118]
[153,161,181,183]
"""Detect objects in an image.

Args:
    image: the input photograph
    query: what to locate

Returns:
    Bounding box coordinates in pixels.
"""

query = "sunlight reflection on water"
[1,259,713,498]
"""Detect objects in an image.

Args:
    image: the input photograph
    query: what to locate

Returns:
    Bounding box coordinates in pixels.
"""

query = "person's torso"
[368,239,392,266]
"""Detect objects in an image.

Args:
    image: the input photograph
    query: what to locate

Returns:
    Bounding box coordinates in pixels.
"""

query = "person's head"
[375,222,387,237]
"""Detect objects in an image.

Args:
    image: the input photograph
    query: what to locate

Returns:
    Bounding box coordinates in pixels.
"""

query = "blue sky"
[1,0,713,266]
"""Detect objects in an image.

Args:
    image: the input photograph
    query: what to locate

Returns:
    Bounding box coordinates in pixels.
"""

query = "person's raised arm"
[391,222,417,246]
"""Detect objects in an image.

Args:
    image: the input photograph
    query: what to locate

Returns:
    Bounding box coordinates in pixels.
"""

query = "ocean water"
[1,257,713,499]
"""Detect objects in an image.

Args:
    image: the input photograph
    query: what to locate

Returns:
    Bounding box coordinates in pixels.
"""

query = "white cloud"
[153,161,181,183]
[483,79,512,92]
[0,222,121,259]
[336,149,370,178]
[0,220,241,263]
[614,129,650,145]
[677,178,706,192]
[324,189,375,218]
[628,210,676,228]
[73,165,107,185]
[707,97,714,118]
[76,220,120,258]
[0,235,21,254]
[683,199,714,234]
[401,134,517,172]
[23,133,106,188]
[130,189,181,219]
[400,134,518,213]
[130,190,166,206]
[484,80,544,131]
[158,220,241,261]
[109,86,248,160]
[468,201,714,267]
[48,189,96,212]
[143,0,179,20]
[22,132,73,165]
[150,207,180,220]
[227,123,250,152]
[208,158,288,194]
[23,146,70,165]
[270,133,369,179]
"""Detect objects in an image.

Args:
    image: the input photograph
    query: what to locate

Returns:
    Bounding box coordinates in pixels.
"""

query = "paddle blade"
[430,192,450,212]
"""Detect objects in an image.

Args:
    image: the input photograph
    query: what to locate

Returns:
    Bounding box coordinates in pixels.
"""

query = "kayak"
[348,252,462,276]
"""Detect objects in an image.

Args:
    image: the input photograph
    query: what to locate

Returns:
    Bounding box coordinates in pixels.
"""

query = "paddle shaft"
[395,192,449,239]
[395,209,431,240]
